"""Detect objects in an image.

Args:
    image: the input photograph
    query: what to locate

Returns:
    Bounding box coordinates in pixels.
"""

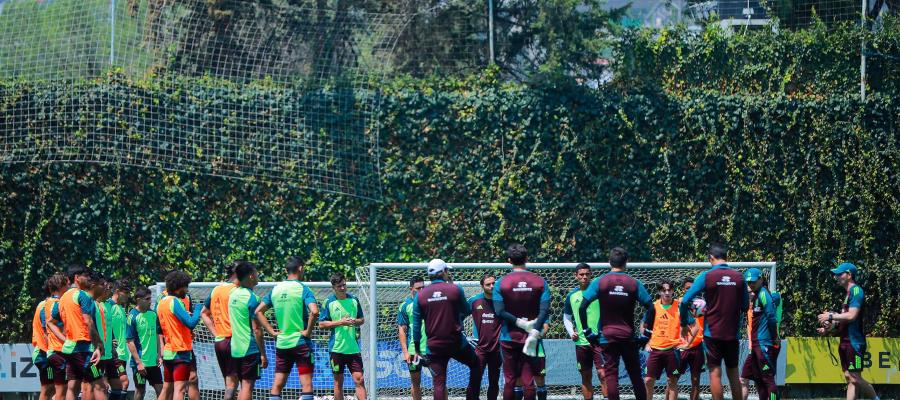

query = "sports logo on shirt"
[427,291,448,302]
[717,276,738,286]
[609,285,629,296]
[513,281,533,292]
[476,304,483,310]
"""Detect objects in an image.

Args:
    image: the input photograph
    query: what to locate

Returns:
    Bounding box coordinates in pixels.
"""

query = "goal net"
[356,262,778,400]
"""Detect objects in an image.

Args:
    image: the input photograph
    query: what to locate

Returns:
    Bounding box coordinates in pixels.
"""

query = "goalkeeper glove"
[515,318,537,332]
[582,328,599,345]
[523,329,542,357]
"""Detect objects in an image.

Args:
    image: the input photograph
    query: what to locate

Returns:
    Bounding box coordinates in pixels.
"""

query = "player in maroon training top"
[579,247,653,400]
[469,273,502,400]
[679,244,748,400]
[412,259,479,400]
[492,244,551,400]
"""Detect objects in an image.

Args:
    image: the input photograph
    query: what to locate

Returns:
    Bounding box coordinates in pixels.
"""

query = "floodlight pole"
[488,0,495,64]
[110,0,116,65]
[368,263,378,400]
[860,0,866,101]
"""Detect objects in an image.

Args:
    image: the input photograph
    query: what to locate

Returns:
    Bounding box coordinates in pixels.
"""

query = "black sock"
[536,386,547,400]
[514,386,524,400]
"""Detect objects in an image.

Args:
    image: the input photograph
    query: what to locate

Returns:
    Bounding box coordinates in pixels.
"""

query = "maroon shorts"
[678,345,706,375]
[47,352,67,384]
[276,345,314,375]
[162,354,196,383]
[839,342,866,373]
[575,344,603,372]
[646,348,680,380]
[330,352,364,374]
[133,365,163,387]
[62,351,102,382]
[100,359,125,380]
[235,354,261,381]
[740,346,777,379]
[704,338,740,369]
[214,338,236,377]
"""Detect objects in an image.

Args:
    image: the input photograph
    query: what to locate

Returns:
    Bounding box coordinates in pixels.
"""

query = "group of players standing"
[29,243,878,400]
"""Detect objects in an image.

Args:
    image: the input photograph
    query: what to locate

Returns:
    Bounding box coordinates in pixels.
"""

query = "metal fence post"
[488,0,495,64]
[110,0,116,65]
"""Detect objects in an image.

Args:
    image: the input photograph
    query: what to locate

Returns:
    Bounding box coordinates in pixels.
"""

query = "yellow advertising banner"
[786,337,900,384]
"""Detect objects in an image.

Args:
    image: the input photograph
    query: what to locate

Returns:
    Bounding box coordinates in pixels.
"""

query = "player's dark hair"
[113,278,132,294]
[682,276,694,285]
[507,243,528,266]
[480,273,495,286]
[609,247,628,268]
[575,262,591,273]
[90,271,107,285]
[165,270,192,294]
[46,273,69,293]
[708,243,727,260]
[134,287,151,299]
[409,276,424,287]
[224,261,237,279]
[233,260,257,281]
[659,279,675,292]
[330,273,346,286]
[285,256,304,274]
[66,263,88,281]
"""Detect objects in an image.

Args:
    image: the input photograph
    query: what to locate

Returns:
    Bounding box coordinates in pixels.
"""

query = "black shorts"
[214,338,235,377]
[100,359,126,380]
[62,351,103,382]
[330,352,364,374]
[133,365,163,387]
[235,353,261,381]
[678,345,706,375]
[704,338,740,369]
[275,345,314,375]
[47,352,67,384]
[839,342,866,373]
[575,344,604,372]
[645,348,680,380]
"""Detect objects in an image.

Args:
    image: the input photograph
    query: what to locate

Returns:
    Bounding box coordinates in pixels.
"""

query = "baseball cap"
[427,259,452,275]
[744,268,762,282]
[830,262,857,276]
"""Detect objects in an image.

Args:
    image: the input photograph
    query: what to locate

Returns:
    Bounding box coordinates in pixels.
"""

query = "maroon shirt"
[581,272,652,343]
[469,293,501,353]
[412,279,471,355]
[679,265,749,340]
[492,270,551,343]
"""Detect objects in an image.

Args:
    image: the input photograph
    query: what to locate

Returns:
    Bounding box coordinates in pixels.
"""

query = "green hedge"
[1,70,897,342]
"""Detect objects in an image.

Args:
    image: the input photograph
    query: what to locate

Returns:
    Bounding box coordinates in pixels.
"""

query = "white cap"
[427,259,452,275]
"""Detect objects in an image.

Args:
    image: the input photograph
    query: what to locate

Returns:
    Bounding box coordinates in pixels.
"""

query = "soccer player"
[679,244,748,400]
[676,278,705,400]
[228,261,266,400]
[201,262,239,400]
[816,263,880,400]
[157,270,203,400]
[563,263,606,400]
[50,264,104,400]
[469,273,502,400]
[44,273,70,400]
[89,274,113,400]
[319,273,367,400]
[106,279,131,400]
[579,248,652,400]
[397,276,426,400]
[493,244,551,400]
[34,274,68,400]
[740,268,780,400]
[126,287,164,400]
[412,259,479,400]
[640,279,685,400]
[255,256,319,400]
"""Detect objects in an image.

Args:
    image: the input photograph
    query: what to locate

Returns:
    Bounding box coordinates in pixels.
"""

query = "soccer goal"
[355,262,778,400]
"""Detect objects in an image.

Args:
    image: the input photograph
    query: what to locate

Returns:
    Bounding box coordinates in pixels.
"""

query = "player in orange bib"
[34,273,71,400]
[201,262,239,400]
[50,265,104,400]
[157,271,203,400]
[640,279,690,400]
[44,273,71,400]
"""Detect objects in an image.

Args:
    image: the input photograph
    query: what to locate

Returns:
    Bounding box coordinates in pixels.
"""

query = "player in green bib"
[563,263,607,400]
[319,273,366,400]
[228,261,266,400]
[126,287,163,400]
[254,256,319,400]
[396,276,426,400]
[91,274,114,393]
[105,279,131,400]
